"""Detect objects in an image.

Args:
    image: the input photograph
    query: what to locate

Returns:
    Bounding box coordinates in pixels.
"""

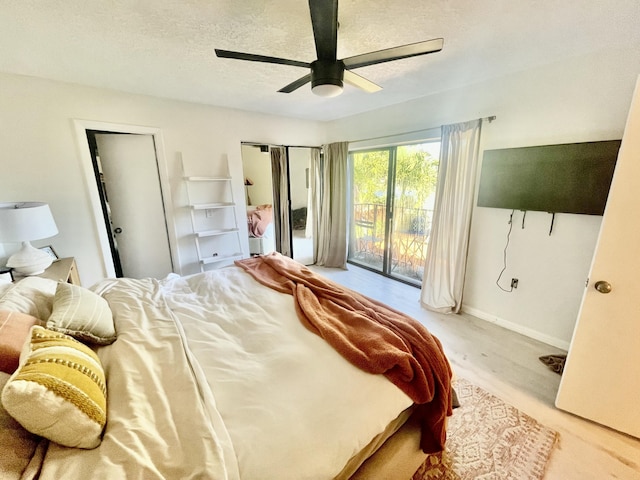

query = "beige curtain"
[314,141,348,268]
[270,146,291,257]
[420,119,482,313]
[306,148,321,256]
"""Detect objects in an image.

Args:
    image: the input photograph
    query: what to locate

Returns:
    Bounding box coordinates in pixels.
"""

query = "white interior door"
[95,133,173,279]
[555,77,640,438]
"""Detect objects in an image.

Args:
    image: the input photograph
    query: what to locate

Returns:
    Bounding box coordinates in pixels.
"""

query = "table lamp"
[0,202,59,275]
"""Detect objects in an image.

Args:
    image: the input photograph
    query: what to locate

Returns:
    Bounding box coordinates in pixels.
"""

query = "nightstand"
[35,257,81,285]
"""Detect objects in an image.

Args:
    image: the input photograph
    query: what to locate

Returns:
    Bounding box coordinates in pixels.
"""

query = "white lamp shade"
[0,202,58,242]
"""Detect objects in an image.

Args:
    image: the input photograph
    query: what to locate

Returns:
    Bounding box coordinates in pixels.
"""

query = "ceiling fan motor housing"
[311,59,345,88]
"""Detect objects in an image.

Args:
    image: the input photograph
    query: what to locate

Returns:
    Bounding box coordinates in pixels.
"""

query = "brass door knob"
[594,281,612,294]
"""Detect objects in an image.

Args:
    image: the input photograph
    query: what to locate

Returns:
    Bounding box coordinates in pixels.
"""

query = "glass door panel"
[349,149,391,273]
[388,143,440,283]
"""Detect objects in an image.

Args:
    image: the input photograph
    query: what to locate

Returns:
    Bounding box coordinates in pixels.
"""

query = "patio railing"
[350,203,433,282]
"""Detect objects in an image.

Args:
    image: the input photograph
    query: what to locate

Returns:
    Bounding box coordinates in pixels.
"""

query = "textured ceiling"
[1,0,639,121]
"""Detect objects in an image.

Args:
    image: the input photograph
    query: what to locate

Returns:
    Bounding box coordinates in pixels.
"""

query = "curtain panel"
[270,146,291,258]
[307,147,321,261]
[314,141,348,268]
[420,119,482,313]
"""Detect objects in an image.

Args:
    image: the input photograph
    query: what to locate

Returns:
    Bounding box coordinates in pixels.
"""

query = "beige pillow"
[1,326,107,449]
[46,282,116,345]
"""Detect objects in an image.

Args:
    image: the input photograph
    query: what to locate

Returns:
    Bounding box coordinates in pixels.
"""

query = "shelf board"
[195,228,239,238]
[184,176,231,182]
[199,252,244,265]
[191,202,235,210]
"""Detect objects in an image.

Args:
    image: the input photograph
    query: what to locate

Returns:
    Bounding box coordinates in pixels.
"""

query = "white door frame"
[72,120,181,278]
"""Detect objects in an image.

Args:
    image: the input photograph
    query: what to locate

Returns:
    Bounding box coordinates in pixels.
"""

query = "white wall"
[288,148,311,210]
[241,145,274,206]
[0,72,324,286]
[327,47,640,348]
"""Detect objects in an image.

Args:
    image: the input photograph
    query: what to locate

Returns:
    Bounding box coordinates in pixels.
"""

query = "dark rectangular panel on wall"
[477,140,621,215]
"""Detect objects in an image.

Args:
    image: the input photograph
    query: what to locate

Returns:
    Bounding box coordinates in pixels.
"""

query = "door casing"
[73,120,180,278]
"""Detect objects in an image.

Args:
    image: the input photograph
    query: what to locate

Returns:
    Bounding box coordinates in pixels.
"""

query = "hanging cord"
[496,210,515,293]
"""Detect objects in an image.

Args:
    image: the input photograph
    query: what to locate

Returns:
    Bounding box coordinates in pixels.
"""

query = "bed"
[0,252,453,480]
[247,204,275,256]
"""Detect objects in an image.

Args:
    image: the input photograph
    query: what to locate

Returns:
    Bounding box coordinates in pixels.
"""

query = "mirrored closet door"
[241,143,315,264]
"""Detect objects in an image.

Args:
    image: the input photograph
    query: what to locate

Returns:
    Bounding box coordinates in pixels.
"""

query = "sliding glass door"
[349,142,440,285]
[350,148,391,273]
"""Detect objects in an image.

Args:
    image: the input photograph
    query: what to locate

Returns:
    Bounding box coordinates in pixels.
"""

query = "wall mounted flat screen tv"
[477,140,621,215]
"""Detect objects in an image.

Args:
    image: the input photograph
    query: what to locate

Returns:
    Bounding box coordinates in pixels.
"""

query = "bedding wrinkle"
[235,252,453,454]
[3,268,424,480]
[160,267,411,480]
[36,277,235,480]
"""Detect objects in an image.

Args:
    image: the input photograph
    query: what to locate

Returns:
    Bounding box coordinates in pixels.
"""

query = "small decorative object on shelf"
[182,155,244,272]
[39,245,59,261]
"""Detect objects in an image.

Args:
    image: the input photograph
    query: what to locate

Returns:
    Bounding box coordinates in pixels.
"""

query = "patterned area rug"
[412,378,558,480]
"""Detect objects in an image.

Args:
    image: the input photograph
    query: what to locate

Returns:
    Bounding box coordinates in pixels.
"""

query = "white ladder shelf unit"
[183,160,243,271]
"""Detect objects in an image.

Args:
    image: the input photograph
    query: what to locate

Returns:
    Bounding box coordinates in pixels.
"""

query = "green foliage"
[351,143,439,209]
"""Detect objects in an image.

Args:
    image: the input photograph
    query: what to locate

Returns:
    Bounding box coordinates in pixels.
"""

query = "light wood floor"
[310,263,640,480]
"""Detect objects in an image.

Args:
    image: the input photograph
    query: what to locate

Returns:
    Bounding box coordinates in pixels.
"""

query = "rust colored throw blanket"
[235,252,453,453]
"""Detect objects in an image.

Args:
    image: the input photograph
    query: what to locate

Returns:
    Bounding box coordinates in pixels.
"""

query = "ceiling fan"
[215,0,443,97]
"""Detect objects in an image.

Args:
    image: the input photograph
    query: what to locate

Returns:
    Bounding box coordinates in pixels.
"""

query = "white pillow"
[0,277,58,321]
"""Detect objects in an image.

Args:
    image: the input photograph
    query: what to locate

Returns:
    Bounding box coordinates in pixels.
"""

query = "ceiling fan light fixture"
[310,59,344,97]
[312,83,343,97]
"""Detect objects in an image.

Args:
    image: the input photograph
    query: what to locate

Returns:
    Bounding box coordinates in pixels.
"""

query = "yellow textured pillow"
[1,326,107,449]
[46,282,116,345]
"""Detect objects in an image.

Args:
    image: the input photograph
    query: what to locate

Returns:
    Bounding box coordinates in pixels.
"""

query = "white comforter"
[36,266,412,480]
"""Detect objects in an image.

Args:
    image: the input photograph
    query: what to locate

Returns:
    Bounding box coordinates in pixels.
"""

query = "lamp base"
[6,241,53,276]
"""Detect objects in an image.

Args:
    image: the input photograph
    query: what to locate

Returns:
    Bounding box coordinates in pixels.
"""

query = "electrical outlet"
[205,208,214,218]
[511,278,519,289]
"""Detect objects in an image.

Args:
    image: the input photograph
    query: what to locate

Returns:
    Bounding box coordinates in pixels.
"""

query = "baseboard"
[460,305,571,351]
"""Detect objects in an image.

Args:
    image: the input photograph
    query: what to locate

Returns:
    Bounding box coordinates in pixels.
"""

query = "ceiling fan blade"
[278,74,312,93]
[215,49,310,68]
[343,70,382,93]
[342,38,444,69]
[308,0,338,61]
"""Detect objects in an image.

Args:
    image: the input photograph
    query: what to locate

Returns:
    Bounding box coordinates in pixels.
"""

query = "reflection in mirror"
[241,144,276,257]
[241,143,315,265]
[288,147,313,265]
